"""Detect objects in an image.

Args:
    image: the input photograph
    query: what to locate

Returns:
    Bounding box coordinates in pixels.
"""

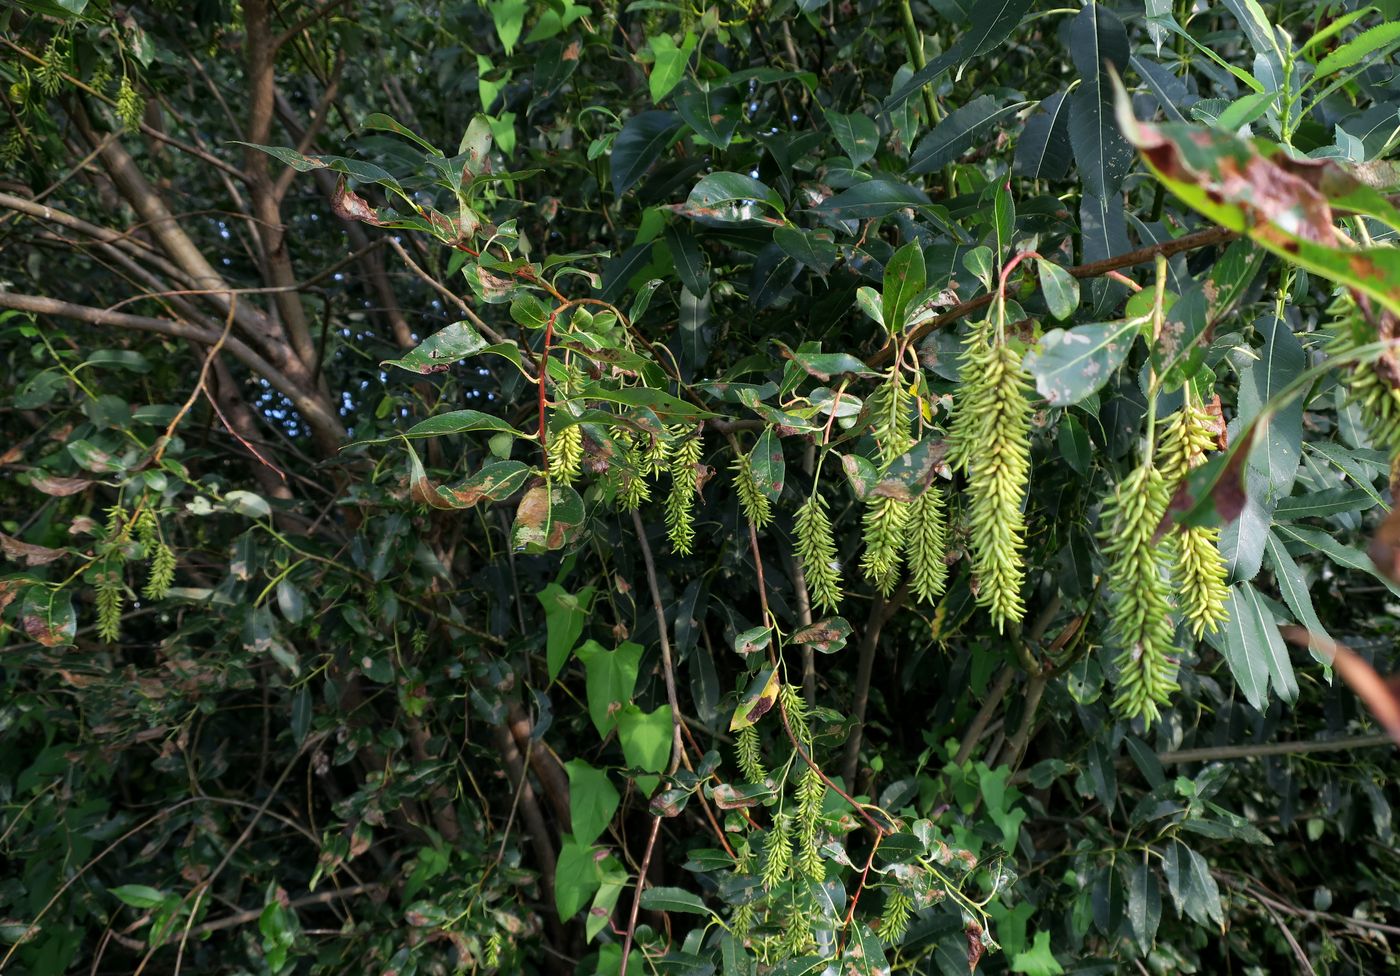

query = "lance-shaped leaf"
[908,95,1021,174]
[381,321,490,374]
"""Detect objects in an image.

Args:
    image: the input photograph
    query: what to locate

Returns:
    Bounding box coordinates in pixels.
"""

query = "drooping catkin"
[736,724,766,783]
[861,370,915,594]
[878,886,914,943]
[547,413,583,484]
[95,562,124,642]
[794,494,843,613]
[608,428,650,511]
[665,430,703,553]
[905,483,949,603]
[1328,295,1400,454]
[761,813,793,890]
[794,763,826,881]
[1100,463,1180,725]
[136,510,176,600]
[732,451,773,528]
[1156,405,1228,637]
[948,320,1031,631]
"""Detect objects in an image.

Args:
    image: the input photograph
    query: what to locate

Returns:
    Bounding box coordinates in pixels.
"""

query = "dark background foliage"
[2,1,1399,974]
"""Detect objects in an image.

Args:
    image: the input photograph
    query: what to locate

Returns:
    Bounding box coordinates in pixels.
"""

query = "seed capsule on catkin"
[905,483,949,603]
[794,495,843,612]
[1156,405,1229,637]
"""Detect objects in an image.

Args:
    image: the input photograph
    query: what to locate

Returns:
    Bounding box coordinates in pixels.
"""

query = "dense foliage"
[3,1,1400,974]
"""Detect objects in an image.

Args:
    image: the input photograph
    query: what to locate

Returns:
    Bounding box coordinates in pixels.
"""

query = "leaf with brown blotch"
[330,177,387,226]
[0,532,66,567]
[1281,626,1400,746]
[29,475,93,497]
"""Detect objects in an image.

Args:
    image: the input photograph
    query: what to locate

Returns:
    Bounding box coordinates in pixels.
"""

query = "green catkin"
[878,886,914,943]
[948,322,1032,631]
[732,452,773,528]
[610,430,650,511]
[905,483,949,603]
[1100,463,1180,725]
[665,431,703,552]
[860,496,909,596]
[736,724,766,783]
[1157,406,1228,637]
[861,369,915,593]
[116,75,144,132]
[794,495,843,613]
[37,35,67,95]
[134,509,175,600]
[548,414,583,484]
[778,899,815,957]
[794,764,826,881]
[1328,296,1400,454]
[96,564,123,642]
[641,430,671,477]
[761,814,793,890]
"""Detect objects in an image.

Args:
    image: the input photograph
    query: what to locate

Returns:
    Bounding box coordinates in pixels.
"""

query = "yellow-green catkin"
[1157,405,1228,637]
[548,413,583,484]
[861,371,915,594]
[135,509,175,600]
[608,429,650,511]
[1100,463,1179,725]
[37,35,68,95]
[878,886,914,943]
[641,430,671,476]
[732,451,773,528]
[666,430,703,553]
[947,319,1031,631]
[96,562,124,642]
[905,483,949,603]
[116,74,144,132]
[794,763,826,881]
[1329,295,1400,454]
[736,724,766,783]
[761,813,793,890]
[794,494,843,613]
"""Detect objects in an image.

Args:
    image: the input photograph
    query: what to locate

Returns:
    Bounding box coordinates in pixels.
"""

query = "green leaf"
[1275,523,1400,596]
[1011,931,1064,976]
[555,838,602,920]
[664,223,709,297]
[611,111,681,195]
[813,179,930,219]
[405,410,524,440]
[686,172,783,212]
[577,639,643,736]
[1067,4,1133,199]
[826,108,880,167]
[1023,319,1139,407]
[1264,532,1332,661]
[1313,22,1400,79]
[883,0,1034,111]
[908,95,1021,174]
[1216,581,1297,709]
[111,885,167,909]
[773,226,839,275]
[648,32,699,103]
[639,886,712,914]
[1014,90,1073,180]
[1036,258,1079,320]
[587,855,629,941]
[381,322,490,374]
[616,703,672,773]
[1125,860,1162,955]
[360,112,441,155]
[673,81,739,148]
[565,759,620,847]
[1164,841,1224,926]
[750,428,784,502]
[1057,414,1091,476]
[841,923,888,975]
[539,583,595,682]
[882,242,926,336]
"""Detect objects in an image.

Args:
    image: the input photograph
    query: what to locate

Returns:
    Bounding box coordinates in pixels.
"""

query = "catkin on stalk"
[948,320,1032,631]
[905,483,949,603]
[736,725,766,783]
[1329,296,1400,454]
[1156,405,1229,637]
[861,370,917,594]
[666,431,704,553]
[761,813,793,890]
[794,495,843,612]
[547,414,583,484]
[1100,463,1180,725]
[732,452,773,528]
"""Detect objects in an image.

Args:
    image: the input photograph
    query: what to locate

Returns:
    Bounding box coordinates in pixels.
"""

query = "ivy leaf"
[564,759,620,847]
[576,640,643,736]
[1011,931,1064,976]
[538,583,595,681]
[616,703,672,773]
[554,839,602,920]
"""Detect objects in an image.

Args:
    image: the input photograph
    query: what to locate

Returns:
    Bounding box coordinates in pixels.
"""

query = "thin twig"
[155,296,237,463]
[1158,733,1395,765]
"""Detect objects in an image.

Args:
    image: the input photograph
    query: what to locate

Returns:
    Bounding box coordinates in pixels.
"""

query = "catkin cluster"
[946,318,1032,631]
[1157,404,1229,638]
[1328,295,1400,454]
[665,430,704,553]
[1100,463,1179,724]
